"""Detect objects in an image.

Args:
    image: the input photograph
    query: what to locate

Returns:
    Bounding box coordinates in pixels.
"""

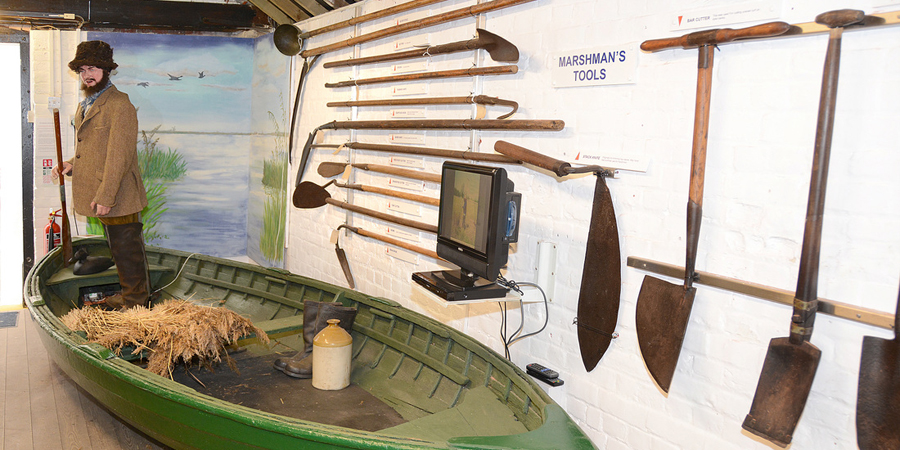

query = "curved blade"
[317,162,348,178]
[476,28,519,62]
[576,175,621,371]
[635,276,695,392]
[334,243,355,289]
[292,181,331,208]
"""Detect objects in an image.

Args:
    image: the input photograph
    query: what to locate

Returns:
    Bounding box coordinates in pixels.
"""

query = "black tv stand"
[412,270,509,301]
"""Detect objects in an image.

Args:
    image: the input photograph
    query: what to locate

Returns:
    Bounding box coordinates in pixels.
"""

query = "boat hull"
[25,238,597,450]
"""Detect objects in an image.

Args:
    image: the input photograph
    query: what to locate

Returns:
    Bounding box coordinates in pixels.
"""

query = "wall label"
[670,1,780,31]
[550,44,638,88]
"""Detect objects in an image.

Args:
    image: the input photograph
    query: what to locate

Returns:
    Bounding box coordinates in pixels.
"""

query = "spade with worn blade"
[494,140,619,371]
[635,21,791,393]
[857,282,900,450]
[742,10,864,448]
[323,28,519,68]
[316,162,442,183]
[293,181,437,233]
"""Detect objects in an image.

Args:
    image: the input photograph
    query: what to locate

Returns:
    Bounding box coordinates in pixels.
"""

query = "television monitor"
[412,162,521,301]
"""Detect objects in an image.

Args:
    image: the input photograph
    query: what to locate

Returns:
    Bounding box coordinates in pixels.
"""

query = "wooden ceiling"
[0,0,352,33]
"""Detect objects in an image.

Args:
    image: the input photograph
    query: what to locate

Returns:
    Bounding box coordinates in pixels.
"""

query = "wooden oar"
[857,281,900,450]
[635,21,791,394]
[494,140,618,370]
[317,162,442,183]
[323,28,519,68]
[742,10,864,448]
[293,181,437,233]
[52,109,73,266]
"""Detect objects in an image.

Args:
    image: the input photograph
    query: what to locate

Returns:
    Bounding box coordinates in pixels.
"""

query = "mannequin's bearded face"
[78,66,109,96]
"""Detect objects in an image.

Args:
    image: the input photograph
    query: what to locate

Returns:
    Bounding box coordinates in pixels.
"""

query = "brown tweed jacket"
[70,85,148,218]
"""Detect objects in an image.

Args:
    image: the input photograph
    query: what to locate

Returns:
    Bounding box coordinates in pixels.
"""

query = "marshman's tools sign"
[550,43,638,88]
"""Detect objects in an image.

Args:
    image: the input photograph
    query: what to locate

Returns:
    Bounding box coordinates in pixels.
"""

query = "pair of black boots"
[274,300,357,378]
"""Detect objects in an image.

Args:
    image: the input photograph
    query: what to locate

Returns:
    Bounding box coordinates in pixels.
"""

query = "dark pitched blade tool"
[635,21,791,393]
[494,140,619,370]
[857,280,900,450]
[742,10,864,447]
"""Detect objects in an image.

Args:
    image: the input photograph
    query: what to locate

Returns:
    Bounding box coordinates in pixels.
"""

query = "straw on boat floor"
[61,299,269,378]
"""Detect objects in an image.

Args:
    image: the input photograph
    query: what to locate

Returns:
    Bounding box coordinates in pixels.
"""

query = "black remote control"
[526,363,559,380]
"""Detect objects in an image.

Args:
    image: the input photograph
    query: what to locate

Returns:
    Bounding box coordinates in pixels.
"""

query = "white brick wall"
[287,1,900,448]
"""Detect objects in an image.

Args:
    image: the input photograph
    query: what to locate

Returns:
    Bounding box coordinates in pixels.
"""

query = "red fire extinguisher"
[45,209,61,254]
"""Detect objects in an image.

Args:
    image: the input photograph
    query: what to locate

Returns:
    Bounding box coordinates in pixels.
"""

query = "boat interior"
[31,239,549,442]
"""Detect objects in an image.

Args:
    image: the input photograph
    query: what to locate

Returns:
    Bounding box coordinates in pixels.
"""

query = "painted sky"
[90,32,254,134]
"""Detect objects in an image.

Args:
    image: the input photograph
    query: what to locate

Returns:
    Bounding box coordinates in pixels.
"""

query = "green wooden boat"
[24,237,597,450]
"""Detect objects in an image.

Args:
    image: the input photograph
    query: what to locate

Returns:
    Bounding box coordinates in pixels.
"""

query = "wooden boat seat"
[46,264,173,287]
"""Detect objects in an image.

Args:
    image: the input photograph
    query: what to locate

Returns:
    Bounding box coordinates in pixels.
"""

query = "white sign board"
[550,44,638,88]
[670,1,780,31]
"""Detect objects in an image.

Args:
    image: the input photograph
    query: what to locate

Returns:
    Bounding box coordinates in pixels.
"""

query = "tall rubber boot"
[273,300,322,373]
[280,301,357,379]
[104,222,151,310]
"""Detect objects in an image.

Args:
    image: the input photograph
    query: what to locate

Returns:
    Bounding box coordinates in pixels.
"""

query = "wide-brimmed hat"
[68,40,118,72]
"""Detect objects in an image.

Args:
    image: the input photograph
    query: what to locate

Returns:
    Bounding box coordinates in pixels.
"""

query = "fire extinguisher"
[45,209,61,254]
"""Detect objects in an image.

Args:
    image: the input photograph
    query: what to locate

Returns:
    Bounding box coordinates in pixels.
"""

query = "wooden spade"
[742,10,864,447]
[857,282,900,450]
[292,181,437,233]
[635,21,791,393]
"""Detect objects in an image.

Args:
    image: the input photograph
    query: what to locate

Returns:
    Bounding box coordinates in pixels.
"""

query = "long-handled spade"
[634,21,791,393]
[293,181,437,233]
[742,10,865,448]
[493,140,619,371]
[323,28,519,69]
[857,281,900,450]
[294,179,439,207]
[316,162,442,184]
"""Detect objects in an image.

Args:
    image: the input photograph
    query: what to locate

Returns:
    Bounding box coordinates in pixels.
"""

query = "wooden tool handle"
[326,198,437,233]
[342,224,441,260]
[493,140,571,177]
[354,163,442,183]
[342,183,440,206]
[345,142,519,164]
[641,21,791,52]
[325,66,517,88]
[330,119,564,131]
[815,9,865,29]
[52,109,73,265]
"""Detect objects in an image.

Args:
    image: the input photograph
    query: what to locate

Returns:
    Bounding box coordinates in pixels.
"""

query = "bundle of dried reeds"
[62,300,269,378]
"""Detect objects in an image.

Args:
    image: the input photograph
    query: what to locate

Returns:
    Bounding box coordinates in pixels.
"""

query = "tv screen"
[412,162,521,301]
[441,168,492,254]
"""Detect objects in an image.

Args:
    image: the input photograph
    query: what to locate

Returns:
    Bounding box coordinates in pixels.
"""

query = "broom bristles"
[62,299,270,378]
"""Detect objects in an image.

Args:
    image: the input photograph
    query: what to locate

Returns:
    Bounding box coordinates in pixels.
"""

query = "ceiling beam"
[2,0,267,32]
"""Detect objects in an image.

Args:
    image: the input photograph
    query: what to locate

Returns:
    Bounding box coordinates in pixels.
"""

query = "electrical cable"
[494,276,550,359]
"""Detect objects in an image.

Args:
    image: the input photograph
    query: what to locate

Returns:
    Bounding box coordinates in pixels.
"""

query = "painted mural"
[247,36,290,267]
[87,32,254,258]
